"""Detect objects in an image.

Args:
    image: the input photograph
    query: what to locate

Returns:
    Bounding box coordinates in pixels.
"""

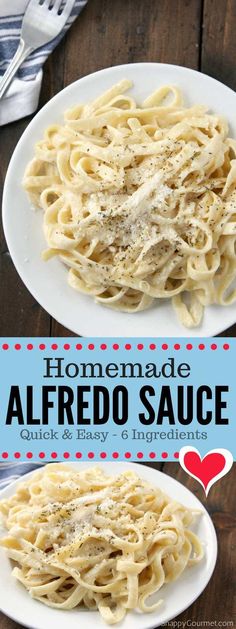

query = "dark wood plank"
[0,618,23,629]
[139,461,163,472]
[218,323,236,338]
[0,252,50,337]
[51,321,76,336]
[201,0,236,91]
[162,461,236,624]
[64,0,201,84]
[202,0,236,336]
[0,119,27,253]
[0,34,67,337]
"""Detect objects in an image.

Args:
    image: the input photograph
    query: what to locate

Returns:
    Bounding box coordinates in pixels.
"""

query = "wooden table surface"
[0,1,236,625]
[0,0,236,337]
[0,461,235,629]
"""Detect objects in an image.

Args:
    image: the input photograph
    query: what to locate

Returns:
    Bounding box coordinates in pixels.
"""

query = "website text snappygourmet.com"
[162,622,234,628]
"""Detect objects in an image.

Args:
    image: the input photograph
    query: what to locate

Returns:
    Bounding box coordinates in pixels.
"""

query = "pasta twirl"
[0,465,203,624]
[23,80,236,327]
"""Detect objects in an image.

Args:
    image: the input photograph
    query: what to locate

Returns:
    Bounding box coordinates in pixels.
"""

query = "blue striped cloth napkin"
[0,462,42,490]
[0,0,87,126]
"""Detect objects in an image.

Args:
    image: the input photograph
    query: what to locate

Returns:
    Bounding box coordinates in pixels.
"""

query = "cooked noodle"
[0,464,203,624]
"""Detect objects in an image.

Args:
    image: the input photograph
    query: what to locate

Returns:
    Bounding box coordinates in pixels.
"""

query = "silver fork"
[0,0,76,100]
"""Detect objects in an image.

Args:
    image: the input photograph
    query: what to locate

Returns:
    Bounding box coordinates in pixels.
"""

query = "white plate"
[3,62,236,336]
[0,461,217,629]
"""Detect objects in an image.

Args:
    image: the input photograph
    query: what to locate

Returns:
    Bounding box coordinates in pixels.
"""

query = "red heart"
[183,451,225,490]
[179,448,233,496]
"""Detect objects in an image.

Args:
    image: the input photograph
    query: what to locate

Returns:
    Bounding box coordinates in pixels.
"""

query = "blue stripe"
[0,21,22,30]
[0,14,24,21]
[0,463,42,488]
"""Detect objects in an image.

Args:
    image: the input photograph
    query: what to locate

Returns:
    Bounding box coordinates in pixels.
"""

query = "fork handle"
[0,38,33,100]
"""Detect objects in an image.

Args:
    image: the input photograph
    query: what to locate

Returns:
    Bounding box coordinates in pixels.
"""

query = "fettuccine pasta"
[23,80,236,327]
[0,464,203,624]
